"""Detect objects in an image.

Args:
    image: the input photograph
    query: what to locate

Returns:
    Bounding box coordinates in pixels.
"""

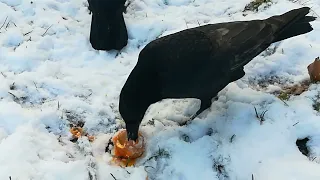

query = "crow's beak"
[126,123,139,142]
[127,130,138,142]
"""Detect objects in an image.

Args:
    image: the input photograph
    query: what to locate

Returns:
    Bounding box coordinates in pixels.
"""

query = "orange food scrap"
[87,135,95,142]
[308,57,320,82]
[70,127,83,138]
[110,129,145,167]
[70,127,95,142]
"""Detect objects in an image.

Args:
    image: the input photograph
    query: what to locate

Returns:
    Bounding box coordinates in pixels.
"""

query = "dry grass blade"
[1,72,6,78]
[230,134,236,143]
[23,30,33,36]
[254,106,268,124]
[42,24,53,36]
[110,173,117,180]
[254,106,259,118]
[0,16,8,31]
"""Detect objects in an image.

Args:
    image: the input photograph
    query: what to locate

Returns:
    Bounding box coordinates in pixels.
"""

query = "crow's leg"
[180,96,217,126]
[189,98,213,120]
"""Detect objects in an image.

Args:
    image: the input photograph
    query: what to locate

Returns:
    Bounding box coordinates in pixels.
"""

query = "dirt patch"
[275,79,311,101]
[243,0,272,12]
[247,75,293,90]
[312,93,320,112]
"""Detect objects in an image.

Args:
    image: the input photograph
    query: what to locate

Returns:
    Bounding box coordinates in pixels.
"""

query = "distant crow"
[119,7,316,141]
[88,0,128,51]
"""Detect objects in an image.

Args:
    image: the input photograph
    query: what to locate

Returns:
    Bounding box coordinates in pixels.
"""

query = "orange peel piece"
[87,135,95,142]
[110,129,145,167]
[69,127,95,142]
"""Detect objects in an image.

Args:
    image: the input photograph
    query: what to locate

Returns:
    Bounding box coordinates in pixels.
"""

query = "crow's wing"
[198,20,276,71]
[149,20,276,98]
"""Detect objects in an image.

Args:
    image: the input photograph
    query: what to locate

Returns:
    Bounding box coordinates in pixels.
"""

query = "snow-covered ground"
[1,0,320,179]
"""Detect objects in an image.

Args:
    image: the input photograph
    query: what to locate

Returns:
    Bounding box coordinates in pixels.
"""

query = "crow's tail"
[269,7,316,43]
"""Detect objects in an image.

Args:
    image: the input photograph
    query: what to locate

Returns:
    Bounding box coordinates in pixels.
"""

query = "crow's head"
[119,92,145,141]
[119,86,156,142]
[119,62,160,142]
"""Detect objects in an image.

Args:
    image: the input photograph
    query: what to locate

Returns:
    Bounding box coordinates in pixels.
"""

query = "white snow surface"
[1,0,320,179]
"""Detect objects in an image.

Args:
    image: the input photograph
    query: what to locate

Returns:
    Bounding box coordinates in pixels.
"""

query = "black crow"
[119,7,316,141]
[88,0,128,51]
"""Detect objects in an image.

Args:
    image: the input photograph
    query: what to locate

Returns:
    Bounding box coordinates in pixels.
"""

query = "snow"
[0,0,320,179]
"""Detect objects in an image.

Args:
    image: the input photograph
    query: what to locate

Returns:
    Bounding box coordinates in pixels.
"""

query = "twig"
[230,134,236,143]
[8,92,18,100]
[84,92,93,100]
[9,176,11,180]
[5,20,11,30]
[0,16,8,30]
[293,122,299,126]
[254,106,259,118]
[23,30,33,36]
[1,72,6,78]
[33,81,39,92]
[252,174,254,180]
[144,165,156,174]
[254,106,268,125]
[110,173,117,180]
[121,166,131,174]
[58,101,60,110]
[279,98,289,106]
[42,24,53,36]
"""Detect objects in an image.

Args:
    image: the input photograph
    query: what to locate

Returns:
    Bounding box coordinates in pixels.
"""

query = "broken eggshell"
[308,57,320,82]
[110,129,145,166]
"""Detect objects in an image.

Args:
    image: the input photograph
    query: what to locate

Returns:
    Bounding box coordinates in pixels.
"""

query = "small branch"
[110,173,117,180]
[42,24,53,36]
[57,101,60,110]
[0,16,8,31]
[252,174,254,180]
